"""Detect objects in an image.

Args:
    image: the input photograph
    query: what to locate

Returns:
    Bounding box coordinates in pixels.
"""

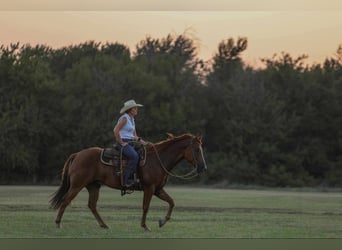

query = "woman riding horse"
[50,133,207,232]
[113,99,146,187]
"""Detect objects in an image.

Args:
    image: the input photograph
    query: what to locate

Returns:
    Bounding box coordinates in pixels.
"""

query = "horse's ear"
[196,134,203,143]
[166,133,174,139]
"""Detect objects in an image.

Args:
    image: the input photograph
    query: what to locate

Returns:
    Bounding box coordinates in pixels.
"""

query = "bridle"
[150,138,201,180]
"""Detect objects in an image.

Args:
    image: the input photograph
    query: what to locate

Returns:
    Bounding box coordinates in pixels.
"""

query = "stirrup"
[121,188,134,196]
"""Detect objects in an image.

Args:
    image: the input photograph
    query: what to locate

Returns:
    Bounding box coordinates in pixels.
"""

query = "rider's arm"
[113,117,128,146]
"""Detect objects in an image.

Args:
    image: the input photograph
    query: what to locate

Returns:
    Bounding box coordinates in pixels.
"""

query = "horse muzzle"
[196,162,207,174]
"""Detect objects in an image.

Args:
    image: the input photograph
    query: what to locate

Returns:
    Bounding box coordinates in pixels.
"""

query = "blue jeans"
[115,139,139,185]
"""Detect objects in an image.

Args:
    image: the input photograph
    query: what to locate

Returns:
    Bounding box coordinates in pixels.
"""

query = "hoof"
[159,218,169,227]
[144,226,151,232]
[100,224,109,229]
[158,219,165,227]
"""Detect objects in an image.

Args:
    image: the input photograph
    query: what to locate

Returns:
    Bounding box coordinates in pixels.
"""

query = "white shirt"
[116,113,135,140]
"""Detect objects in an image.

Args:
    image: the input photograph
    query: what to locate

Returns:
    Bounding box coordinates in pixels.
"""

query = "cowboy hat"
[120,99,143,114]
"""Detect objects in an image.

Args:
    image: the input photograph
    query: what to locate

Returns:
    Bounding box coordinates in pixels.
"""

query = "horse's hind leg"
[55,186,83,228]
[86,183,108,229]
[155,188,175,228]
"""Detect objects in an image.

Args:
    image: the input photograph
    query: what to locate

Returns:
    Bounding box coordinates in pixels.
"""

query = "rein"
[148,140,199,180]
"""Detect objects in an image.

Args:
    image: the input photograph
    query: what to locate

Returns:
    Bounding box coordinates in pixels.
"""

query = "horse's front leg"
[141,186,154,232]
[155,188,174,227]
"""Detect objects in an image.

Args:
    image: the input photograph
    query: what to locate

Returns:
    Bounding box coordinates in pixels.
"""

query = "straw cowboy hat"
[120,99,143,114]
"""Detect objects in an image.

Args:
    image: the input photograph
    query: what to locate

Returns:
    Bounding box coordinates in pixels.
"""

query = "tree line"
[1,34,342,187]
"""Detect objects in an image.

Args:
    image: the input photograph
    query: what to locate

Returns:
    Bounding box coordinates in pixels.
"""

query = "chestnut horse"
[50,133,207,231]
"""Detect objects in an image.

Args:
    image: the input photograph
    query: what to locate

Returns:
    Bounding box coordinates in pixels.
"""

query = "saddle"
[100,142,146,168]
[101,143,146,195]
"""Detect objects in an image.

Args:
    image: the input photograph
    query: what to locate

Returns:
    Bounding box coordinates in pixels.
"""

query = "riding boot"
[133,173,140,184]
[125,171,140,187]
[125,169,134,187]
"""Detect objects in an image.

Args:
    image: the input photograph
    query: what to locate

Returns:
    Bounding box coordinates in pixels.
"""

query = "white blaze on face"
[199,145,207,171]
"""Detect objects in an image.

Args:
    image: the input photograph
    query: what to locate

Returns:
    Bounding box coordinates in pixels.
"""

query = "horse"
[50,133,207,231]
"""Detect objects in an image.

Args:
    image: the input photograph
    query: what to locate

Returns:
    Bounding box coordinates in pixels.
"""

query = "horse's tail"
[49,153,77,210]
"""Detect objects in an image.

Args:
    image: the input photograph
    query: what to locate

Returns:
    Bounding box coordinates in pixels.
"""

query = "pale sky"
[1,0,342,67]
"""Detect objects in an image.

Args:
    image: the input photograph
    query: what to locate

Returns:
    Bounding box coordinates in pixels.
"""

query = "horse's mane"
[146,133,195,153]
[156,133,194,145]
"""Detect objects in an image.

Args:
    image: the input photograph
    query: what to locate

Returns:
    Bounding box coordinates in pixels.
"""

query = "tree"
[134,34,206,138]
[0,43,59,183]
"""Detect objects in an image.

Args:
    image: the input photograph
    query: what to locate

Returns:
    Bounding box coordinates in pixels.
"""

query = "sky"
[1,0,342,68]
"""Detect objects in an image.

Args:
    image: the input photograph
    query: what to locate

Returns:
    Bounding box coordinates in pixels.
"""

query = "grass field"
[0,185,342,238]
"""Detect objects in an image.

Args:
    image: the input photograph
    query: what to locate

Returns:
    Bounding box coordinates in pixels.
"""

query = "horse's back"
[72,147,102,165]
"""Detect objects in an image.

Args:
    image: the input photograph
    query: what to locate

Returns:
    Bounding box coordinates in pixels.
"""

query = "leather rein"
[149,139,200,180]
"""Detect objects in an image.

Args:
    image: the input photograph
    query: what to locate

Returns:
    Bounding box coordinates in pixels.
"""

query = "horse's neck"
[153,139,188,171]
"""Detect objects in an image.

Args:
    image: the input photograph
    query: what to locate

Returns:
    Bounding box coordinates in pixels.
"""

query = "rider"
[113,100,146,187]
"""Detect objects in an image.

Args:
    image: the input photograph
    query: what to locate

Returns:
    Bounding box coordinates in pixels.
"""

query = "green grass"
[0,185,342,238]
